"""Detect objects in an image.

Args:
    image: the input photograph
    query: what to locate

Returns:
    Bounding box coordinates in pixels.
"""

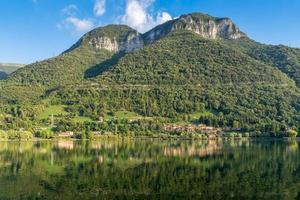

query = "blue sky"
[0,0,300,64]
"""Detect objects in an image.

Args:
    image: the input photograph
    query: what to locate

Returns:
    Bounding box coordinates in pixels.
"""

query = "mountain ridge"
[64,13,247,55]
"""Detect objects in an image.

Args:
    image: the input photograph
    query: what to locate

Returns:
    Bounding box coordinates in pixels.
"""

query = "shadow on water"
[84,52,125,79]
[0,139,299,199]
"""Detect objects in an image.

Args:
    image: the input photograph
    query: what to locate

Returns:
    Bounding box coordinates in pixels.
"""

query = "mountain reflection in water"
[0,140,299,199]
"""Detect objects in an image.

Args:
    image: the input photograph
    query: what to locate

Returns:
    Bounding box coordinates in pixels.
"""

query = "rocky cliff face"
[89,36,119,52]
[173,14,245,39]
[143,13,246,43]
[88,32,144,53]
[65,25,144,54]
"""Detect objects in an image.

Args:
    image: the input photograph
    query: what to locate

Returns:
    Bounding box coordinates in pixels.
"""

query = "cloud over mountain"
[121,0,172,32]
[64,17,94,33]
[58,4,95,34]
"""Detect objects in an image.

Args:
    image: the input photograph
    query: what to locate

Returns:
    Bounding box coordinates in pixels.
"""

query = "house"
[58,131,74,138]
[97,116,104,123]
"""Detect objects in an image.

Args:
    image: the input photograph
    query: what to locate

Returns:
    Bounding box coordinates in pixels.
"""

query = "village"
[54,123,224,139]
[163,123,223,135]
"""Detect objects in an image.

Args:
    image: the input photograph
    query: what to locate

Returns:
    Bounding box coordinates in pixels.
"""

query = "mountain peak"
[67,25,143,53]
[180,13,245,39]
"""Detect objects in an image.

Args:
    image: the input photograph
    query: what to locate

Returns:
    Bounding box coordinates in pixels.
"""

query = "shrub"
[18,131,33,140]
[0,130,8,140]
[224,132,236,138]
[7,130,33,140]
[243,132,250,138]
[35,129,53,139]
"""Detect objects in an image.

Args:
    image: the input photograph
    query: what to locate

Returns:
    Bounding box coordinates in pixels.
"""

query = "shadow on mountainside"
[0,71,8,80]
[84,52,125,79]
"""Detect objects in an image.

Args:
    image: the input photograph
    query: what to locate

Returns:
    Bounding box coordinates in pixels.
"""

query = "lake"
[0,139,299,199]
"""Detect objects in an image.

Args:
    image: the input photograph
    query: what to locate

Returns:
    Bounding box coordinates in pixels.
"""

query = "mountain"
[0,13,300,134]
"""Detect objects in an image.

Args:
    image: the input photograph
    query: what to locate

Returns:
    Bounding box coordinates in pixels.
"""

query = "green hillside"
[55,31,300,131]
[0,13,299,136]
[228,39,300,87]
[0,25,138,103]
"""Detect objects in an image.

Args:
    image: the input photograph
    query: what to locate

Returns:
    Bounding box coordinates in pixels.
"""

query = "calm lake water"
[0,139,299,199]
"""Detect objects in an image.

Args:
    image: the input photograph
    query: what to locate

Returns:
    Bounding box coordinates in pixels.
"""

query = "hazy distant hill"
[0,63,24,80]
[0,63,24,74]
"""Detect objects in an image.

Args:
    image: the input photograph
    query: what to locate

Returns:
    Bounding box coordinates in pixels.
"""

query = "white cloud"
[61,4,78,16]
[156,12,172,25]
[121,0,172,33]
[57,0,172,34]
[58,4,94,34]
[64,17,94,33]
[94,0,106,17]
[121,0,149,32]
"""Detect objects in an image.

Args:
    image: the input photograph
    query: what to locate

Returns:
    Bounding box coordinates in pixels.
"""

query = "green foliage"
[0,130,7,140]
[34,129,53,139]
[7,130,33,140]
[229,39,300,87]
[74,130,93,139]
[36,105,68,120]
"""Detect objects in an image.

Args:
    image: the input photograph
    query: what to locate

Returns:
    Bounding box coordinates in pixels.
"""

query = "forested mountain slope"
[0,13,300,132]
[56,30,299,129]
[226,39,300,87]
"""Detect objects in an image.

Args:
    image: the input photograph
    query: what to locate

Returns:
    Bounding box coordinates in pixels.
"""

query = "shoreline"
[0,136,298,142]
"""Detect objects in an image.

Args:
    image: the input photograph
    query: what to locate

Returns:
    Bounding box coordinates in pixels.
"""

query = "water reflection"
[56,141,74,150]
[0,140,299,199]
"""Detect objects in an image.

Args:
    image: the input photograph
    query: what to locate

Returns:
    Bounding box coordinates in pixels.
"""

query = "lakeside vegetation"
[0,106,298,140]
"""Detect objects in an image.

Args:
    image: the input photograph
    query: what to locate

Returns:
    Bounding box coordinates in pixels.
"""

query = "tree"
[286,129,298,138]
[232,120,240,129]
